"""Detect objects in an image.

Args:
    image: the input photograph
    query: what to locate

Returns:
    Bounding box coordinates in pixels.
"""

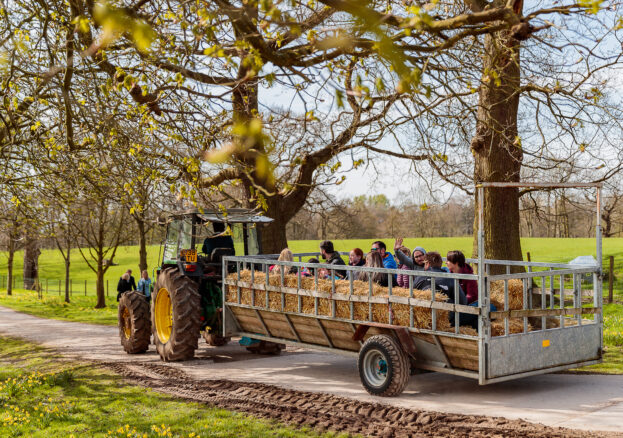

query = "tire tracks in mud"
[101,361,614,438]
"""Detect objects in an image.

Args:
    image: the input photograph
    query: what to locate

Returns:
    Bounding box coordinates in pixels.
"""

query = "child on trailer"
[317,267,341,280]
[395,246,412,288]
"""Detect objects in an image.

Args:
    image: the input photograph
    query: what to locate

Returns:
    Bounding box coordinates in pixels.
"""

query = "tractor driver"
[202,222,234,257]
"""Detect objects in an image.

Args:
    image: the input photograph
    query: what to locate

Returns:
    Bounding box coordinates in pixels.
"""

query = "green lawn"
[0,289,118,326]
[0,336,343,438]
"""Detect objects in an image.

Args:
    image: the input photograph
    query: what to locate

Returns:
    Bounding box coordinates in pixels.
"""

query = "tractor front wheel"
[118,291,151,354]
[152,267,201,361]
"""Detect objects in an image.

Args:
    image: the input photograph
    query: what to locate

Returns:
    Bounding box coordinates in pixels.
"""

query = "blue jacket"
[137,278,152,297]
[382,252,397,270]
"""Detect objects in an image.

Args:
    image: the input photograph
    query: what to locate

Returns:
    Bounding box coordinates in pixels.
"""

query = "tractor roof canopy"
[165,208,273,224]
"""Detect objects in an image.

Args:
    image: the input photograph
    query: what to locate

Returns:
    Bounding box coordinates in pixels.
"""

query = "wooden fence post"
[106,280,109,297]
[70,279,73,296]
[608,255,614,304]
[84,279,87,296]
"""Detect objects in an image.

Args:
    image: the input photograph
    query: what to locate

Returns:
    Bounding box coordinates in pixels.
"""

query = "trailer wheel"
[152,267,201,361]
[118,291,151,354]
[358,335,410,397]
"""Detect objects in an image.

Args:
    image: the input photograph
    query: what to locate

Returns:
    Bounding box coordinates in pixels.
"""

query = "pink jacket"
[396,265,411,288]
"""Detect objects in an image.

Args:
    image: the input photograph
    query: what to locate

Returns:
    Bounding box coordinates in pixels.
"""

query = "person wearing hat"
[394,238,426,271]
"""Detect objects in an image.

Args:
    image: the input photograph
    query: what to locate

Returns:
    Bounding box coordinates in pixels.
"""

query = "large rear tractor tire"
[118,291,151,354]
[358,334,410,397]
[152,267,201,361]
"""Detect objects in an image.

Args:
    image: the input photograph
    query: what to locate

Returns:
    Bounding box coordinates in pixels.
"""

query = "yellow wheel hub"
[155,287,173,343]
[122,307,131,339]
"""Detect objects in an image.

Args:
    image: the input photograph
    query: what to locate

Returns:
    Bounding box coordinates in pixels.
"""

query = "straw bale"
[226,271,451,330]
[490,318,531,336]
[489,279,524,310]
[459,326,478,337]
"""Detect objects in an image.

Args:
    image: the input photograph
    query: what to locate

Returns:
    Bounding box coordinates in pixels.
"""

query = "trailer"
[222,183,604,396]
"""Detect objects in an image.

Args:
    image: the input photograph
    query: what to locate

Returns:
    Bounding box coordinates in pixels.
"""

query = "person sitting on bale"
[394,238,426,271]
[270,248,297,276]
[371,241,397,271]
[319,240,346,278]
[301,257,320,277]
[446,250,478,304]
[349,248,365,267]
[357,251,397,287]
[396,246,412,288]
[413,252,467,325]
[202,222,234,258]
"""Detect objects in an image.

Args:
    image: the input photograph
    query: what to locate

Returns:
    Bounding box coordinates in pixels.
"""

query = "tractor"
[117,209,275,361]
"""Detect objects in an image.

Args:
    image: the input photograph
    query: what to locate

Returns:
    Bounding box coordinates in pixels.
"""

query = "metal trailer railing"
[221,182,603,392]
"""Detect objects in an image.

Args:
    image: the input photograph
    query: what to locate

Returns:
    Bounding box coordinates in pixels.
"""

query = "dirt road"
[1,306,622,437]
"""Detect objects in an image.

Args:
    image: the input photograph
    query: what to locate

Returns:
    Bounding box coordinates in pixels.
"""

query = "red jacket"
[459,264,478,304]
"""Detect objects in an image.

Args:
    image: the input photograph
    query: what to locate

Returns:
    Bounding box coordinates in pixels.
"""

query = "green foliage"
[93,2,155,52]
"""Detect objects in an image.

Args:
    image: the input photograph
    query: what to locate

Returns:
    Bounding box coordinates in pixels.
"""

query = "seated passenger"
[318,267,341,280]
[394,238,425,270]
[396,246,412,288]
[356,252,397,287]
[301,257,320,277]
[270,248,297,275]
[349,248,365,267]
[371,240,397,270]
[446,250,478,304]
[319,240,346,278]
[412,252,467,325]
[202,222,234,258]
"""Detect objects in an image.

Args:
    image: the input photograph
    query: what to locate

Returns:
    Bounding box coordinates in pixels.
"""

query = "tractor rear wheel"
[152,267,201,361]
[118,291,151,354]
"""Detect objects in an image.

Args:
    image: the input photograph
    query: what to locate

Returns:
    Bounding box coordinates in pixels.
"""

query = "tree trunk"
[260,212,289,255]
[22,237,40,290]
[6,243,14,296]
[95,261,106,308]
[135,217,148,272]
[64,245,71,304]
[471,12,523,273]
[603,212,612,238]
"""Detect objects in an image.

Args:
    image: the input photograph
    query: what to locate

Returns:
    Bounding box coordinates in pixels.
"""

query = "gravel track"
[101,361,614,438]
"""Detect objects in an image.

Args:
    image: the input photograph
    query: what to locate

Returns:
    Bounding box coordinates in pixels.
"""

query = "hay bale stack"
[489,279,524,310]
[226,271,451,330]
[491,318,531,336]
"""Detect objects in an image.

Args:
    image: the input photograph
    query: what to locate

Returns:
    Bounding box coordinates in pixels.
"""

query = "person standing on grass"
[137,270,152,302]
[116,272,133,302]
[126,269,137,291]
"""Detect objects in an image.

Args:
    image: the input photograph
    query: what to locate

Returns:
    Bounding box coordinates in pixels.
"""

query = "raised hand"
[394,238,403,251]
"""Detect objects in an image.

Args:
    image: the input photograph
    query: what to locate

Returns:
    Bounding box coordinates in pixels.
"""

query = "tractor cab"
[160,209,273,278]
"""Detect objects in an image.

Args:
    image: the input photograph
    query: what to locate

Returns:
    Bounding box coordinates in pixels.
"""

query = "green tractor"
[118,209,273,361]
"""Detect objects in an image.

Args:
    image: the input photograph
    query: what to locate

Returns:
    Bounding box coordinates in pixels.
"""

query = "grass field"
[2,237,623,297]
[0,336,343,438]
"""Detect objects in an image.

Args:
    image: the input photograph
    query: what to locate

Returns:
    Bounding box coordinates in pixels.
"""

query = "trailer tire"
[118,291,151,354]
[358,334,410,397]
[152,267,201,361]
